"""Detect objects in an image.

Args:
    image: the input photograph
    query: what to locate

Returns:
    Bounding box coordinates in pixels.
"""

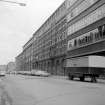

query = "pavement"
[0,74,105,105]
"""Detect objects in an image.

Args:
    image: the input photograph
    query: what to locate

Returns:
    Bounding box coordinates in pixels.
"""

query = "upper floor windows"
[68,4,105,36]
[67,0,99,22]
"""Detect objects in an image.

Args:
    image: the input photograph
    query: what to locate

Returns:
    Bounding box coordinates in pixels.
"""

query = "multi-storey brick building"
[16,0,105,76]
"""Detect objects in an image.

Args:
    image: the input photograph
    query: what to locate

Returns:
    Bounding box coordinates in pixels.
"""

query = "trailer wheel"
[91,76,97,83]
[80,76,84,81]
[68,73,74,80]
[70,75,74,80]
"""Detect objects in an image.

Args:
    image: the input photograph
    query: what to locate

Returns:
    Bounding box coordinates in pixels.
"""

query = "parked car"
[0,70,6,76]
[31,69,37,76]
[31,69,50,77]
[17,71,31,75]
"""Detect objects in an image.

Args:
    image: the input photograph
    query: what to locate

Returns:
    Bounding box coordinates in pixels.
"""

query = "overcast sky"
[0,0,64,65]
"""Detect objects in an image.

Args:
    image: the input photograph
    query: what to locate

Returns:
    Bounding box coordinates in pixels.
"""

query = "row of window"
[50,46,66,57]
[51,31,67,45]
[23,38,33,51]
[37,40,67,60]
[33,19,67,60]
[37,37,67,60]
[32,16,67,61]
[66,0,78,9]
[67,0,99,22]
[68,25,105,50]
[68,3,105,36]
[35,18,66,44]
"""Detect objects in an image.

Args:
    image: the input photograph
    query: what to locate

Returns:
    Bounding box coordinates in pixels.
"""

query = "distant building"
[7,62,16,73]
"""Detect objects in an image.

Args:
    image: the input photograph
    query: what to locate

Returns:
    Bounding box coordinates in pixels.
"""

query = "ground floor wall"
[32,55,67,76]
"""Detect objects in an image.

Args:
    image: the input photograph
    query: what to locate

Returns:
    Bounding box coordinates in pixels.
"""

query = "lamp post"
[0,0,26,6]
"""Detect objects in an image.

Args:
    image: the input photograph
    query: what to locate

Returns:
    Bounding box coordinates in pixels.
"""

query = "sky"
[0,0,64,65]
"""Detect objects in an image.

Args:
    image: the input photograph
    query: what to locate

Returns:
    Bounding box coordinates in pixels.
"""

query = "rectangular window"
[67,0,78,9]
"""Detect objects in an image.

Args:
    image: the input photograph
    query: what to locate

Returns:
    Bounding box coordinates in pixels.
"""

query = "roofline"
[33,0,66,37]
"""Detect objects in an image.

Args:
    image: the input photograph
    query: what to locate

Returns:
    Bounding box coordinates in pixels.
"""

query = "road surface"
[0,75,105,105]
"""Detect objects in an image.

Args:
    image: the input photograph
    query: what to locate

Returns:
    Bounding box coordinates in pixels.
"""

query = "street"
[0,75,105,105]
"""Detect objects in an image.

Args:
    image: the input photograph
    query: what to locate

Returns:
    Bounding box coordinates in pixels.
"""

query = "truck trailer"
[66,56,105,82]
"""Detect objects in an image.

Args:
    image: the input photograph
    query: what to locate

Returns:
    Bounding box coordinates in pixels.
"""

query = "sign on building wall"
[67,28,100,50]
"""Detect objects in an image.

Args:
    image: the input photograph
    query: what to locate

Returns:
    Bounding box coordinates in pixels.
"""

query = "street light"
[0,0,26,6]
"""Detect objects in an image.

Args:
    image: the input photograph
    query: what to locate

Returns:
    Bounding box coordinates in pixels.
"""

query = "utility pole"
[0,0,26,6]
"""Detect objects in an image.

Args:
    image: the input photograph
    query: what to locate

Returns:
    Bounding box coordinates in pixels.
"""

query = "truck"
[66,56,105,82]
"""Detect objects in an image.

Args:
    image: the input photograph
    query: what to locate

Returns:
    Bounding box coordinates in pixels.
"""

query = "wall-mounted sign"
[67,27,105,50]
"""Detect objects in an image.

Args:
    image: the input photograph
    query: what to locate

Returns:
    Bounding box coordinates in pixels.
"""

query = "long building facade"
[16,0,105,76]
